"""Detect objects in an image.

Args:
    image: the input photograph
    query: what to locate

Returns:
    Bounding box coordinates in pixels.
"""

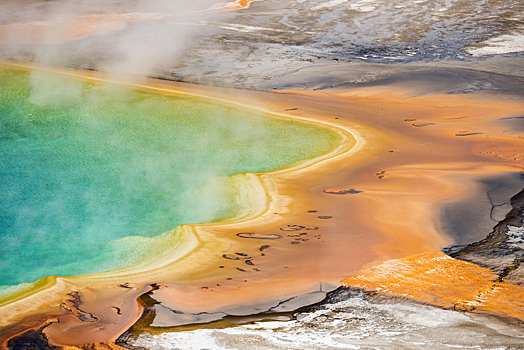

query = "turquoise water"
[0,68,340,289]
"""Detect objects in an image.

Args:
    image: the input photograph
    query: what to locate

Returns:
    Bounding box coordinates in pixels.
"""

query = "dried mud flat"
[1,0,524,349]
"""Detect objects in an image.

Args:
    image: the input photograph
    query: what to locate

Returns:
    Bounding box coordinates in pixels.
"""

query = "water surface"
[0,67,341,289]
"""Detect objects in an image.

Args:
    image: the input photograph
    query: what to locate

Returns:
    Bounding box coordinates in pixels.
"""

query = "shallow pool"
[0,67,341,289]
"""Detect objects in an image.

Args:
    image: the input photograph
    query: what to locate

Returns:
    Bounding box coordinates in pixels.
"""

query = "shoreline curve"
[0,60,359,344]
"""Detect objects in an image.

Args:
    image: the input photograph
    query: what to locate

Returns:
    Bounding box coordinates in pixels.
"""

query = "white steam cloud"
[0,0,224,76]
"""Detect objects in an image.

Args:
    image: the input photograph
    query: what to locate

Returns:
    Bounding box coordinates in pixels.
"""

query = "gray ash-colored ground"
[149,0,524,88]
[1,0,524,90]
[197,0,522,62]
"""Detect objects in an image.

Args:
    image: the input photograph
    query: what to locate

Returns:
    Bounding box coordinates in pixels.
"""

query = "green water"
[0,67,341,290]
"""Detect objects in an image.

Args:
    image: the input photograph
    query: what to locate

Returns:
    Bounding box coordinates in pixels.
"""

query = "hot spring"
[0,66,341,293]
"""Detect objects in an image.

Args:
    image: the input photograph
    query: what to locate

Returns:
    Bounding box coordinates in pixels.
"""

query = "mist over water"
[0,67,340,289]
[0,0,222,77]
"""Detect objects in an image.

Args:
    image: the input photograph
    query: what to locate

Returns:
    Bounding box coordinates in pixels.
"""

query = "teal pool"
[0,67,341,289]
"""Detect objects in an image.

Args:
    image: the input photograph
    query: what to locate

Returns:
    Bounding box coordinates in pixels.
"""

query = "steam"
[0,0,343,289]
[29,70,83,106]
[97,15,189,76]
[0,0,223,77]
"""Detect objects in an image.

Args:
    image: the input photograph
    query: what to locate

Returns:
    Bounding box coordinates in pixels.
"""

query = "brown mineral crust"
[0,280,149,349]
[40,284,149,347]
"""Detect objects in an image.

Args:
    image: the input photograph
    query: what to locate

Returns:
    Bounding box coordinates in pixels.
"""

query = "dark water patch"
[443,179,524,281]
[456,132,483,136]
[310,67,524,98]
[61,291,99,323]
[222,254,241,260]
[351,68,514,95]
[236,233,282,239]
[280,225,318,231]
[499,116,524,132]
[6,321,59,350]
[323,189,363,195]
[441,172,524,247]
